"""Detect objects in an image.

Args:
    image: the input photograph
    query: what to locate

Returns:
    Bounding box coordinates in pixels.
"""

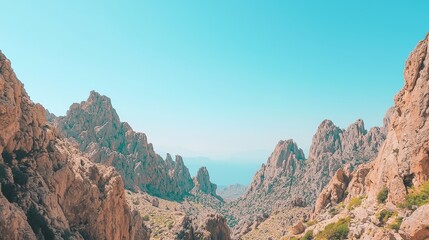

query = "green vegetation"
[376,209,394,224]
[377,187,389,204]
[289,230,313,240]
[316,218,350,240]
[167,221,173,230]
[328,207,338,215]
[302,230,314,240]
[142,215,150,221]
[400,180,429,209]
[305,220,317,227]
[347,196,364,210]
[388,217,403,232]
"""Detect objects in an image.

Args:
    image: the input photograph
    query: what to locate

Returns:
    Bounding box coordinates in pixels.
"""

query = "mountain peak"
[193,166,218,196]
[269,139,305,168]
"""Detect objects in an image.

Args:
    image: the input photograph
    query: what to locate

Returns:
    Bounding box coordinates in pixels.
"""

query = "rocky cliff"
[54,91,194,200]
[193,167,218,197]
[306,33,429,240]
[0,51,148,240]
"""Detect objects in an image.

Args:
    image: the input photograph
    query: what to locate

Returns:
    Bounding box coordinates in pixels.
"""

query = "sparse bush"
[347,196,364,210]
[316,218,350,240]
[142,215,150,221]
[376,209,394,224]
[302,230,313,240]
[328,207,338,215]
[377,187,389,203]
[306,220,317,227]
[400,180,429,209]
[388,217,403,231]
[167,221,173,230]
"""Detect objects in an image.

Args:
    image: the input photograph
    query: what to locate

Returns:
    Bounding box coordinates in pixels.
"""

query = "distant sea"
[183,156,264,186]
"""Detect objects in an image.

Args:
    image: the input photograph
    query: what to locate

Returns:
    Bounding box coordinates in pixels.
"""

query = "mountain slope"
[0,51,148,240]
[54,91,195,200]
[217,184,247,201]
[302,32,429,240]
[229,114,390,238]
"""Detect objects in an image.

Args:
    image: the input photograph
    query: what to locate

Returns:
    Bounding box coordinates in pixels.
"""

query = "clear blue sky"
[1,1,428,166]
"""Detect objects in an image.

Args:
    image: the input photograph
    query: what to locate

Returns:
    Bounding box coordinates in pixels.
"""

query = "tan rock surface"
[228,115,388,238]
[310,33,429,240]
[55,91,195,200]
[0,51,148,239]
[401,204,429,240]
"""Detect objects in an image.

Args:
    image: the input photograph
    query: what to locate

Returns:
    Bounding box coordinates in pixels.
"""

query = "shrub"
[302,230,314,240]
[167,221,173,229]
[328,207,338,215]
[306,220,317,227]
[316,218,350,240]
[347,196,364,210]
[142,215,150,221]
[377,187,389,203]
[401,180,429,209]
[388,217,403,232]
[376,209,394,224]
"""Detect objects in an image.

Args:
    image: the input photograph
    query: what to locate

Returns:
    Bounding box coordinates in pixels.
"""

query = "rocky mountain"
[217,184,247,201]
[0,51,148,239]
[193,167,218,197]
[227,113,391,238]
[54,91,195,200]
[305,32,429,240]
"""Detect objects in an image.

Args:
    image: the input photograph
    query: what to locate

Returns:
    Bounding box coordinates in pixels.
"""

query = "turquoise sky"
[1,1,428,182]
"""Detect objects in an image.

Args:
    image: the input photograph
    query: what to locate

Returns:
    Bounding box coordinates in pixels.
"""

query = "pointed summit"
[268,139,305,168]
[193,166,218,196]
[56,92,195,200]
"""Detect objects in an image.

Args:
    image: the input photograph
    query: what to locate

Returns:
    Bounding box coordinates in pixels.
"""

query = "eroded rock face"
[55,91,194,200]
[401,204,429,240]
[308,33,429,240]
[331,33,429,206]
[176,213,231,240]
[0,51,148,240]
[193,167,218,196]
[306,116,390,196]
[313,169,349,215]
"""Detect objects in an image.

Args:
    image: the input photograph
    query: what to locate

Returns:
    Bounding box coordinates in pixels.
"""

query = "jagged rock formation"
[54,91,194,200]
[0,51,148,240]
[217,184,247,201]
[176,212,231,240]
[305,116,391,198]
[227,115,390,238]
[307,33,429,240]
[193,167,218,196]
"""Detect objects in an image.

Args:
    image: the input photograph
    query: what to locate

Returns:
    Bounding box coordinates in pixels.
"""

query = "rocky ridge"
[229,113,391,239]
[54,91,195,200]
[0,51,148,240]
